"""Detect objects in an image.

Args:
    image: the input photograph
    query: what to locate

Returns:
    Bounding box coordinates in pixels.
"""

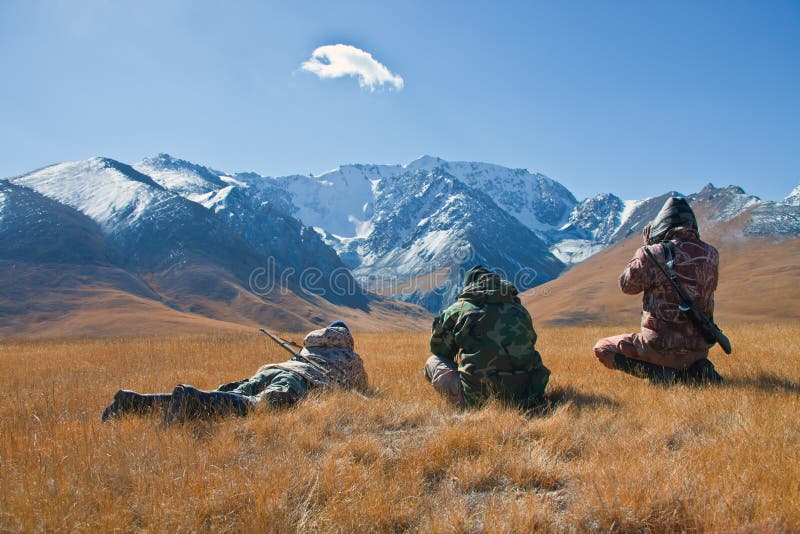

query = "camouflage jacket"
[258,327,368,390]
[430,272,550,407]
[620,231,719,354]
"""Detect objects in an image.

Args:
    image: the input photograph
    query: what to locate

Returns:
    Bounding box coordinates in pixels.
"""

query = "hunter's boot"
[101,390,172,421]
[165,384,255,423]
[682,358,724,385]
[613,354,679,385]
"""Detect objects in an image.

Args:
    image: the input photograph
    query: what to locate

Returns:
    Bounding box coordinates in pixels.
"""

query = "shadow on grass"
[724,373,800,395]
[526,385,620,418]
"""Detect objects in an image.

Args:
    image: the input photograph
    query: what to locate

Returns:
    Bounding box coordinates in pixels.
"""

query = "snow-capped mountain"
[0,179,113,265]
[784,185,800,207]
[11,158,173,234]
[116,155,574,312]
[549,182,800,265]
[404,156,577,231]
[262,155,577,242]
[134,153,230,197]
[349,169,564,310]
[689,183,800,237]
[255,157,574,311]
[2,153,798,323]
[5,156,368,311]
[549,193,626,264]
[548,191,674,264]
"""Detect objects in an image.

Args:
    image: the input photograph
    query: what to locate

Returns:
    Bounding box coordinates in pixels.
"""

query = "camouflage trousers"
[593,333,708,371]
[423,355,467,408]
[221,368,310,407]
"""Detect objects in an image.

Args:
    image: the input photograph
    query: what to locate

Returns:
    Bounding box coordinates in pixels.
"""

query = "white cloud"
[300,44,404,91]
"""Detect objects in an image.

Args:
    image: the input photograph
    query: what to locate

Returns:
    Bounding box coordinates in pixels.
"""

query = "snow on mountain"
[692,184,761,222]
[558,193,625,242]
[548,193,632,264]
[133,154,295,215]
[405,156,577,231]
[5,152,797,316]
[241,156,578,310]
[273,164,400,238]
[555,183,797,262]
[784,185,800,206]
[192,185,237,213]
[271,156,577,241]
[6,155,368,309]
[620,199,647,227]
[199,183,354,294]
[547,239,606,265]
[349,169,565,311]
[0,179,114,265]
[745,202,800,236]
[7,157,244,270]
[9,157,177,234]
[134,153,228,197]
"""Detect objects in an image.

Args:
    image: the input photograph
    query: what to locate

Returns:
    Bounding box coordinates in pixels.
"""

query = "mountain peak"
[699,183,749,195]
[134,154,227,196]
[405,155,445,170]
[140,153,201,170]
[699,182,717,193]
[784,185,800,206]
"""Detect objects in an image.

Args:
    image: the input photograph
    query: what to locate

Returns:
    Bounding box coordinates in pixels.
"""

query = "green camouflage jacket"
[430,266,550,408]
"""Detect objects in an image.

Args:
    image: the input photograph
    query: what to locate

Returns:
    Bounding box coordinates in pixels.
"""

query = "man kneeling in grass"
[593,197,724,385]
[102,322,367,422]
[423,265,551,409]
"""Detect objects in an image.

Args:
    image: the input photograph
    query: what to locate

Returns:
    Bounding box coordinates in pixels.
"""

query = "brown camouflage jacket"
[258,327,368,390]
[620,231,719,354]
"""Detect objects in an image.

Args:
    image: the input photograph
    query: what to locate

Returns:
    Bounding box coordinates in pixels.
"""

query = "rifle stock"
[685,306,732,355]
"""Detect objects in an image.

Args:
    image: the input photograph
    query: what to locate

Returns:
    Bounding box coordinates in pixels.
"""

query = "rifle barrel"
[258,328,301,358]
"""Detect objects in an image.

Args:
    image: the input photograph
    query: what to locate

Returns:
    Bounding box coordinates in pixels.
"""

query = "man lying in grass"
[101,321,367,422]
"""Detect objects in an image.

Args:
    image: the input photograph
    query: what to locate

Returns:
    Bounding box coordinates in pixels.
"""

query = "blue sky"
[1,0,798,201]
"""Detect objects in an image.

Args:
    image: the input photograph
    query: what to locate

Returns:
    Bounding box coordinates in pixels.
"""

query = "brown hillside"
[0,262,430,339]
[523,235,800,327]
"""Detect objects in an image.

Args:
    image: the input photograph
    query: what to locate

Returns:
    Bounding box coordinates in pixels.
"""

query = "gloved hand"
[642,223,652,245]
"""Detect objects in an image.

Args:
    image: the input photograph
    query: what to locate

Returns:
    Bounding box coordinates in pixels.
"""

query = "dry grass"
[1,324,798,532]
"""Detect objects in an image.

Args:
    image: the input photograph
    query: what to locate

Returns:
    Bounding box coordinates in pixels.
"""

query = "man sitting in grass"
[593,197,724,385]
[102,321,367,422]
[423,265,551,409]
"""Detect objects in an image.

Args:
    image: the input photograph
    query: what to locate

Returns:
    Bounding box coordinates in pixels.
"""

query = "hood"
[648,196,699,244]
[458,265,520,304]
[304,326,354,351]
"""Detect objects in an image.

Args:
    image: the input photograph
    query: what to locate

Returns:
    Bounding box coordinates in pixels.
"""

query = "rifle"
[258,328,302,357]
[643,243,732,354]
[258,327,371,399]
[258,328,331,379]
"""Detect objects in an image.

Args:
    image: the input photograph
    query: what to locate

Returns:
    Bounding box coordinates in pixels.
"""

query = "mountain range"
[1,153,798,336]
[523,184,800,329]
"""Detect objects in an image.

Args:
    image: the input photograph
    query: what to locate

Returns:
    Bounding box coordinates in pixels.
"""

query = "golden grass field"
[1,324,798,532]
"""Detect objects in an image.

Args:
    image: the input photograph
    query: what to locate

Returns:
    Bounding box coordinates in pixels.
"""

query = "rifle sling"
[643,242,689,303]
[643,243,709,333]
